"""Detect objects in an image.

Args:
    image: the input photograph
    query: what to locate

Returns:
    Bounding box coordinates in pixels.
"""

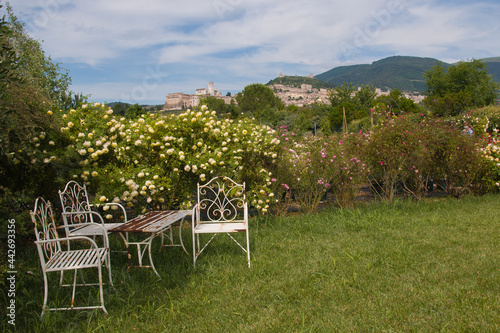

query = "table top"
[109,210,192,233]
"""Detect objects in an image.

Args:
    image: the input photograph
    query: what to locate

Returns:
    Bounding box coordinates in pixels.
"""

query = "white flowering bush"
[480,134,500,192]
[30,103,279,214]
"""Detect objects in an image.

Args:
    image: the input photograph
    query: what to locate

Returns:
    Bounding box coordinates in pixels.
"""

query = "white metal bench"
[192,176,251,267]
[31,197,112,317]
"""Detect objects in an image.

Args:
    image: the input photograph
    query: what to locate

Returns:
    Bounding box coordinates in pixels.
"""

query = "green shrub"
[270,127,368,212]
[426,120,490,198]
[329,132,369,208]
[363,116,429,201]
[271,129,331,213]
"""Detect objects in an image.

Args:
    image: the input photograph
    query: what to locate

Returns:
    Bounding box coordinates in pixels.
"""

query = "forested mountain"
[483,57,500,83]
[315,56,447,92]
[313,55,500,93]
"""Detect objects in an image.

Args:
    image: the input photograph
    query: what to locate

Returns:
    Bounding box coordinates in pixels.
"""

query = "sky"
[6,0,500,105]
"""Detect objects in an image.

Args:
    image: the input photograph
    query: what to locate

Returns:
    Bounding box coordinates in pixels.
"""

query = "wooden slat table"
[110,210,191,277]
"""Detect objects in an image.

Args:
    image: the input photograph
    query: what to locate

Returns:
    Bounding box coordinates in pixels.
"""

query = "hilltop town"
[163,77,426,111]
[163,82,233,110]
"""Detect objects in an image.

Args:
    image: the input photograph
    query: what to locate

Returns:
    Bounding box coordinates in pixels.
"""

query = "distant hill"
[266,75,334,89]
[481,57,500,63]
[315,56,448,92]
[313,55,500,93]
[483,57,500,83]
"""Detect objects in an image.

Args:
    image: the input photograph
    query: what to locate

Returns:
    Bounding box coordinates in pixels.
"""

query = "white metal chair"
[192,176,251,267]
[31,197,111,317]
[58,180,127,238]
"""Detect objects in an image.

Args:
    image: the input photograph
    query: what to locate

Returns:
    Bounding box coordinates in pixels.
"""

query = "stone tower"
[208,82,215,96]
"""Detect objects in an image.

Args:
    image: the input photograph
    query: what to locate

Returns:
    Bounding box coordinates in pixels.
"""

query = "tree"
[5,4,75,110]
[227,99,240,119]
[309,102,334,134]
[328,82,356,107]
[235,83,284,122]
[327,82,376,132]
[125,103,145,118]
[424,59,499,116]
[199,96,230,117]
[0,7,20,92]
[0,4,80,168]
[353,84,376,118]
[0,4,57,171]
[329,102,356,133]
[0,4,72,236]
[373,89,420,114]
[112,102,129,116]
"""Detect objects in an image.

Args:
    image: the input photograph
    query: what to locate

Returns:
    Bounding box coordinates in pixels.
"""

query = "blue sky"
[6,0,500,105]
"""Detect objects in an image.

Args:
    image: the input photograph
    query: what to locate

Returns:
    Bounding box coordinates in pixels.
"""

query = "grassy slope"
[8,194,500,332]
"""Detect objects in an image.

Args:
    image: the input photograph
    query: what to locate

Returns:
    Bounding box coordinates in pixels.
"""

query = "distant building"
[163,93,200,111]
[270,83,330,107]
[163,82,232,110]
[270,83,425,107]
[301,84,313,91]
[196,81,221,96]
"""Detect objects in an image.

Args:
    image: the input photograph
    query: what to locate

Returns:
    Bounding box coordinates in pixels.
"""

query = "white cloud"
[6,0,500,102]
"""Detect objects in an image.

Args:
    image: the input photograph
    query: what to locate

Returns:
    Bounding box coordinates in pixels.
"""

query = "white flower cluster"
[34,103,280,213]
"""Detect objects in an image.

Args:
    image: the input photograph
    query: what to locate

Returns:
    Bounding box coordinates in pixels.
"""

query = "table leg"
[118,232,160,278]
[160,217,189,255]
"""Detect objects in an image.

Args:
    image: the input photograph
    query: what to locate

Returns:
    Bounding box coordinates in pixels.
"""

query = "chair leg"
[97,264,108,315]
[41,271,49,318]
[246,231,251,268]
[106,251,113,286]
[58,271,64,288]
[192,232,197,266]
[71,270,78,309]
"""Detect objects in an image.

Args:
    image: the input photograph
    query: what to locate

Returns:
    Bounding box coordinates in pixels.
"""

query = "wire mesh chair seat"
[192,176,251,267]
[44,248,109,272]
[31,197,111,317]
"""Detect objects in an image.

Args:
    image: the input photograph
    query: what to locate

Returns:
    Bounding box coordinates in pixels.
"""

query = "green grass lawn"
[5,194,500,332]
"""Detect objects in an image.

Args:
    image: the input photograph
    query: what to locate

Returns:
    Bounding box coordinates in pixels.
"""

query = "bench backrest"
[31,197,61,261]
[59,180,95,225]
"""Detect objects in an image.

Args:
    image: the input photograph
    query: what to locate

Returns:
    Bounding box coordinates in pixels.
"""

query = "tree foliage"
[424,59,499,116]
[373,89,420,114]
[235,83,284,124]
[125,103,146,118]
[355,84,377,115]
[199,96,228,116]
[327,82,376,132]
[0,4,77,232]
[198,95,240,119]
[111,102,129,116]
[328,82,356,107]
[5,4,75,109]
[0,4,76,164]
[329,102,355,132]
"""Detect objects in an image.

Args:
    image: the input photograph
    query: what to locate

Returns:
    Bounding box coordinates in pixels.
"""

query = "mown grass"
[4,194,500,332]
